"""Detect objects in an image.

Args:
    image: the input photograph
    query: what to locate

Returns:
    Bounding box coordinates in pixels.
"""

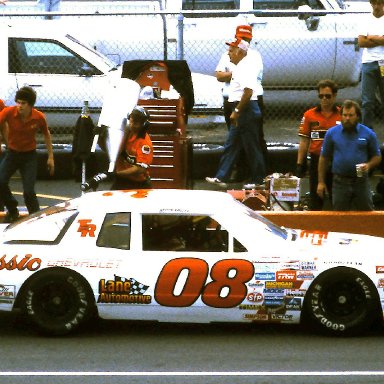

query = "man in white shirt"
[358,0,384,130]
[215,25,267,180]
[206,38,266,188]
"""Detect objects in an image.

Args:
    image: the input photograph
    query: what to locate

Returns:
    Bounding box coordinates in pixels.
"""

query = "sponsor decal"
[265,281,294,289]
[300,230,328,246]
[285,289,306,297]
[285,297,302,310]
[248,281,265,288]
[255,272,275,280]
[376,266,384,273]
[77,219,96,237]
[0,284,16,303]
[296,272,315,280]
[142,144,151,155]
[243,313,269,321]
[271,313,293,321]
[276,270,296,281]
[263,289,285,296]
[264,298,285,306]
[378,279,384,288]
[246,291,263,303]
[300,261,317,270]
[0,254,41,271]
[47,258,122,269]
[239,304,262,310]
[98,275,151,304]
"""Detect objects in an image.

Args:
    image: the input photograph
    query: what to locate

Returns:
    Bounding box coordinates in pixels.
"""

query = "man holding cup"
[317,100,381,210]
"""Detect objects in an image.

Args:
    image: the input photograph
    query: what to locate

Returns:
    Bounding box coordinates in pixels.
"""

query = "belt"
[333,174,366,183]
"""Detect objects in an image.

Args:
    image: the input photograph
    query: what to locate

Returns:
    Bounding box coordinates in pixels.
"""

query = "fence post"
[177,12,184,60]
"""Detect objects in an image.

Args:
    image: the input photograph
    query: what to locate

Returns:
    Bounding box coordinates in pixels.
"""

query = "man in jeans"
[317,100,381,211]
[0,87,54,222]
[358,0,384,130]
[206,38,266,189]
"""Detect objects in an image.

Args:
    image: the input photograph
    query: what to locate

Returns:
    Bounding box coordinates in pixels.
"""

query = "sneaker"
[4,210,20,224]
[205,177,227,187]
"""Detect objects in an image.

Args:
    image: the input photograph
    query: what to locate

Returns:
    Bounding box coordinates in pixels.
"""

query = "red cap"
[235,25,252,40]
[226,37,250,51]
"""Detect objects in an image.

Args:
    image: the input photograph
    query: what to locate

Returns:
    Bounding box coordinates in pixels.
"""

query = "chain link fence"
[1,0,371,143]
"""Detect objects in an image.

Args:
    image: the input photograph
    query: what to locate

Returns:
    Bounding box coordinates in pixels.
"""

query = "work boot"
[4,210,20,224]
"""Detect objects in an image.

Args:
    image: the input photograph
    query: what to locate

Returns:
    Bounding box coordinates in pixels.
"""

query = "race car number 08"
[155,258,254,308]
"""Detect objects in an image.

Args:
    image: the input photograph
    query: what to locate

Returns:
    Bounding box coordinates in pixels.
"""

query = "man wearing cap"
[206,37,266,188]
[215,25,267,179]
[0,86,54,222]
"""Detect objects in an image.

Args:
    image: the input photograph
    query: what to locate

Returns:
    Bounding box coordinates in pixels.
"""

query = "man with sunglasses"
[296,79,341,210]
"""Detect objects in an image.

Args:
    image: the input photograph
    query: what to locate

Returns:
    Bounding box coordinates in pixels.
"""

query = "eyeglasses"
[318,94,333,99]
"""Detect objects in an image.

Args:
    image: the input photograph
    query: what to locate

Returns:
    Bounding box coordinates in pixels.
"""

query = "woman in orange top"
[111,106,153,190]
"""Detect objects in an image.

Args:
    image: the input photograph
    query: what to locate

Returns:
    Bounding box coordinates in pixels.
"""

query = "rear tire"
[304,267,380,336]
[20,268,96,336]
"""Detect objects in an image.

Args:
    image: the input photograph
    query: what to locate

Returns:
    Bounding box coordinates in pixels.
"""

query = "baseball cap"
[226,38,250,52]
[235,25,252,40]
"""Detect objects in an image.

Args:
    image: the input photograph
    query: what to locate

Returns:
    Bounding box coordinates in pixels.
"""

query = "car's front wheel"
[19,268,96,336]
[303,267,380,336]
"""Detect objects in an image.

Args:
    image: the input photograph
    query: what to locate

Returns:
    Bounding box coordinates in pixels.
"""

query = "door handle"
[343,38,359,52]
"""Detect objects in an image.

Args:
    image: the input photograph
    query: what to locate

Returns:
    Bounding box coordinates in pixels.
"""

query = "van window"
[8,38,102,75]
[182,0,240,17]
[252,0,323,9]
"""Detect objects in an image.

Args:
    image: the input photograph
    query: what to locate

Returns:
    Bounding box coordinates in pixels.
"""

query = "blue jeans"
[332,175,373,211]
[361,61,384,130]
[216,100,266,184]
[0,150,40,214]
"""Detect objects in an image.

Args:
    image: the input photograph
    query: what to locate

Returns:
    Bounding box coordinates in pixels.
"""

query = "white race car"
[1,189,383,336]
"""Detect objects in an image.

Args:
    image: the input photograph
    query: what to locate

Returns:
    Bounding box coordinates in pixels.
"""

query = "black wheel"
[19,268,96,336]
[304,267,380,336]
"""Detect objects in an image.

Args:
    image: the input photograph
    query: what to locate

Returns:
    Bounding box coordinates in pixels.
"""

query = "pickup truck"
[2,0,370,89]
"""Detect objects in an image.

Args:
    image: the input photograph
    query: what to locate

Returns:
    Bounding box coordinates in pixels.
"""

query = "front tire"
[20,268,96,336]
[304,267,380,336]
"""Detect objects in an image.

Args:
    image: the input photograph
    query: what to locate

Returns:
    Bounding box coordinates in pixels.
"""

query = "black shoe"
[4,210,20,224]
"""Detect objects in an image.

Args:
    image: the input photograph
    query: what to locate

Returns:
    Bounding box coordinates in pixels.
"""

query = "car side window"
[142,214,230,252]
[97,213,131,250]
[182,0,240,17]
[8,38,102,75]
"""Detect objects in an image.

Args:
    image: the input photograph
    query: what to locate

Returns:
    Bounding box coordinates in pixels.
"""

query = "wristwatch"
[234,108,240,113]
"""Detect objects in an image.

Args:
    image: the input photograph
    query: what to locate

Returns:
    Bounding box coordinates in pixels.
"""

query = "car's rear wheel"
[19,268,96,336]
[303,267,380,336]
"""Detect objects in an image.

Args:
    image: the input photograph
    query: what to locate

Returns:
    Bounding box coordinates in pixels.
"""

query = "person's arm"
[230,88,253,127]
[43,129,55,176]
[365,154,382,172]
[358,34,384,48]
[215,70,232,83]
[317,155,329,198]
[116,164,147,178]
[296,136,310,168]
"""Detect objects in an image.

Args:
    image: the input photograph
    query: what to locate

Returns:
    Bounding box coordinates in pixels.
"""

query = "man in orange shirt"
[111,106,153,190]
[296,79,341,210]
[0,87,54,222]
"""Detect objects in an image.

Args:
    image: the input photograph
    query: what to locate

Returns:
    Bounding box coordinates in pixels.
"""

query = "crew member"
[0,87,54,222]
[111,106,153,190]
[296,79,340,210]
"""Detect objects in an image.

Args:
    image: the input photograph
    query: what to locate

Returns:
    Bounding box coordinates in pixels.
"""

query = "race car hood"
[293,229,384,247]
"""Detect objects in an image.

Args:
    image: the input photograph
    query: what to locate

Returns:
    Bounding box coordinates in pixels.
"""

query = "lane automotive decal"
[98,275,151,304]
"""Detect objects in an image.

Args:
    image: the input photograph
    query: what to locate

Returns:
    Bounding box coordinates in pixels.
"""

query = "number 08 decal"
[155,258,254,308]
